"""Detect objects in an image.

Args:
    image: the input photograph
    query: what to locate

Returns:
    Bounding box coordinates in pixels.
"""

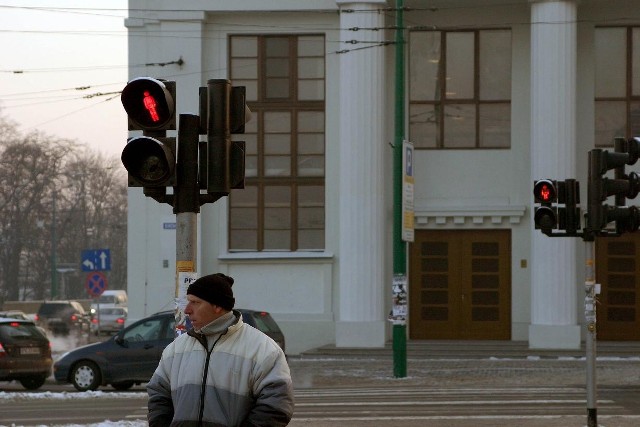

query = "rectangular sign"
[81,249,111,272]
[402,141,415,242]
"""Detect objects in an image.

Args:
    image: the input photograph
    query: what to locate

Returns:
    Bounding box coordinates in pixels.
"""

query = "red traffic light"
[121,78,175,130]
[533,179,557,204]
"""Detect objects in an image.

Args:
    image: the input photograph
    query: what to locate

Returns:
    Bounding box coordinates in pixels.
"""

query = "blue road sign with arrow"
[81,249,111,272]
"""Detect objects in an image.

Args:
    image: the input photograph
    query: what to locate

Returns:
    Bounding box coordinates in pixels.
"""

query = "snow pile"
[2,422,146,427]
[0,391,146,401]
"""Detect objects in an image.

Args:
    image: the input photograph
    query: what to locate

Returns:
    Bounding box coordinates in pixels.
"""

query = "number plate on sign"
[20,347,40,355]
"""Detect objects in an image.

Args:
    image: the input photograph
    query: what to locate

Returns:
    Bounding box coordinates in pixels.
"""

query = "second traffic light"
[587,137,640,234]
[533,179,581,235]
[201,79,247,196]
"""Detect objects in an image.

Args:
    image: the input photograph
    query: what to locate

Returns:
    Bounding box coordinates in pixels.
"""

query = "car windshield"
[38,304,67,315]
[98,295,117,304]
[123,318,164,342]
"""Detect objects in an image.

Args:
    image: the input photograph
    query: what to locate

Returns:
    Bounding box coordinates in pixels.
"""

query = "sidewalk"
[286,341,640,427]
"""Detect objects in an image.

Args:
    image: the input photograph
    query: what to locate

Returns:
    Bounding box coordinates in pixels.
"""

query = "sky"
[0,1,129,158]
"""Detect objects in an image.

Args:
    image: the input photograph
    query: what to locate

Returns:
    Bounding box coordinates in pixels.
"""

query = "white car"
[90,307,128,335]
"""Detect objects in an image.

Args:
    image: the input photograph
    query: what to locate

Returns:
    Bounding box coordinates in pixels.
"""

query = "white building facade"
[125,0,640,354]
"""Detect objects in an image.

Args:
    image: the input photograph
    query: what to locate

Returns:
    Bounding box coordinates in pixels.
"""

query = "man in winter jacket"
[147,273,294,426]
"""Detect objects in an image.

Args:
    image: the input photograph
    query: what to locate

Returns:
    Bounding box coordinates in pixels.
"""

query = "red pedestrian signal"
[533,179,557,203]
[121,77,176,131]
[533,179,558,233]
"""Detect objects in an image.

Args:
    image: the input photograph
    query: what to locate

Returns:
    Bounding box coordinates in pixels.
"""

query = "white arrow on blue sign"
[81,249,111,272]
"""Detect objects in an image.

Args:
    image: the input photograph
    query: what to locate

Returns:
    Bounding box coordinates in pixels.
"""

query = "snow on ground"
[0,390,148,427]
[0,391,146,401]
[1,423,146,427]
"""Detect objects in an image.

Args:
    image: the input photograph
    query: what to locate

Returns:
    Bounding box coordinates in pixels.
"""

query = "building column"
[335,1,387,347]
[530,0,580,349]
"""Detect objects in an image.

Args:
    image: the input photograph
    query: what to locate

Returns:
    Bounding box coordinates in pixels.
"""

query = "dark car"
[0,317,53,390]
[238,309,285,353]
[54,308,286,391]
[35,301,88,335]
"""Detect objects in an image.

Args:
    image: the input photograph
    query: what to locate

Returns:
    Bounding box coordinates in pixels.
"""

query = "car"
[89,290,128,315]
[35,301,89,336]
[54,308,286,391]
[238,309,285,353]
[90,307,128,335]
[0,310,32,321]
[0,317,53,390]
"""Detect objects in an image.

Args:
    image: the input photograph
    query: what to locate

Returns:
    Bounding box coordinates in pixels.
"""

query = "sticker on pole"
[85,272,108,298]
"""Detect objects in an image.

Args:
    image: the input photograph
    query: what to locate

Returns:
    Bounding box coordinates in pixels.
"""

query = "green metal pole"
[392,0,407,378]
[51,190,58,299]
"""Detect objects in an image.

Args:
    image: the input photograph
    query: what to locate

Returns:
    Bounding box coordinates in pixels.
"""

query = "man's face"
[184,294,225,330]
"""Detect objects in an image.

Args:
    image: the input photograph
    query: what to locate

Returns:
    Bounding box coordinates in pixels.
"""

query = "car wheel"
[71,361,101,391]
[111,381,134,391]
[19,375,47,390]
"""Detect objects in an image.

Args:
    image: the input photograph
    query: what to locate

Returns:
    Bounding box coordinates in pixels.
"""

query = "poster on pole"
[389,274,408,325]
[175,271,197,335]
[402,140,415,242]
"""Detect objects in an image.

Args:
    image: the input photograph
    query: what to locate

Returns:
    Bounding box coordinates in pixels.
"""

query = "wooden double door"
[409,230,511,340]
[596,234,640,340]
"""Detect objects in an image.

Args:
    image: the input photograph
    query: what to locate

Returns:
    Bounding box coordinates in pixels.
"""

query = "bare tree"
[0,115,127,304]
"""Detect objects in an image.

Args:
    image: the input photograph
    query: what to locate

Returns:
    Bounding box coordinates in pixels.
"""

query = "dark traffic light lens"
[534,206,557,231]
[121,136,175,186]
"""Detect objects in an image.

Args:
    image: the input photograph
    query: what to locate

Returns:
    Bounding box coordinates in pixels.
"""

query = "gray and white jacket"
[147,310,294,426]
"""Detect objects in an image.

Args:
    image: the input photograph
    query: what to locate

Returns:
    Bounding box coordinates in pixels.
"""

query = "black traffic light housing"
[533,179,581,236]
[121,78,178,198]
[201,79,247,196]
[533,179,558,233]
[587,137,640,234]
[121,77,249,210]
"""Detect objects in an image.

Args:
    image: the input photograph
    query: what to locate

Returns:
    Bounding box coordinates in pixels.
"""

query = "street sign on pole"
[402,140,415,243]
[85,272,108,298]
[81,249,111,272]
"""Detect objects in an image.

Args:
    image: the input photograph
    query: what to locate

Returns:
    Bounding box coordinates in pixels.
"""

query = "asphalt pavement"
[286,340,640,427]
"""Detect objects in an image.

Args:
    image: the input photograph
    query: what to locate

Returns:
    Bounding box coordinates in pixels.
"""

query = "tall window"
[408,30,512,149]
[229,35,325,251]
[595,27,640,147]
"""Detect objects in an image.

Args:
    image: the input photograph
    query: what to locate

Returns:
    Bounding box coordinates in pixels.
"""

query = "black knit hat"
[187,273,235,310]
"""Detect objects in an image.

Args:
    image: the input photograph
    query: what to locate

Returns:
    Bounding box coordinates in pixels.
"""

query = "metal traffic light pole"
[174,114,200,334]
[583,233,598,427]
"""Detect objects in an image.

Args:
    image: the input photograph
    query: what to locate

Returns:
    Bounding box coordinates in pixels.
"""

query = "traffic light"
[533,179,582,235]
[202,79,248,196]
[558,179,581,234]
[533,179,558,233]
[121,78,177,191]
[587,137,640,234]
[121,77,176,131]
